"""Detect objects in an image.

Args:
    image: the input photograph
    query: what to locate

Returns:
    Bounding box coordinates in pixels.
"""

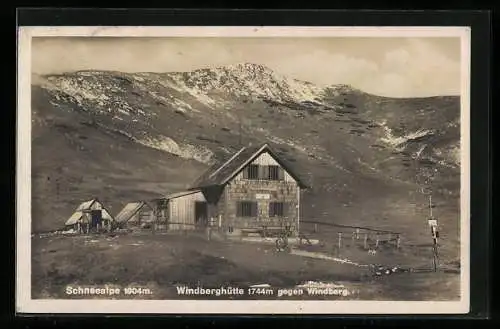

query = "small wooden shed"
[151,190,207,231]
[65,198,114,233]
[114,201,153,229]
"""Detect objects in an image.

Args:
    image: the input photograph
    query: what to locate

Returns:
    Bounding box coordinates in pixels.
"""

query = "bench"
[240,226,293,238]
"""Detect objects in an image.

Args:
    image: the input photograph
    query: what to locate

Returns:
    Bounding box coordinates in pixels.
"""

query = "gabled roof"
[65,208,114,226]
[190,143,308,189]
[76,199,98,211]
[66,211,84,226]
[115,201,152,223]
[65,198,115,226]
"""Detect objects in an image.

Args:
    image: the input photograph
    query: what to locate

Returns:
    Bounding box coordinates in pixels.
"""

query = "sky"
[32,37,462,98]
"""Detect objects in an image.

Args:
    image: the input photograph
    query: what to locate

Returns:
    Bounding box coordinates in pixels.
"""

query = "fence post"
[375,234,379,249]
[396,234,401,249]
[364,233,368,249]
[356,228,360,239]
[314,223,318,233]
[206,226,212,241]
[338,232,342,249]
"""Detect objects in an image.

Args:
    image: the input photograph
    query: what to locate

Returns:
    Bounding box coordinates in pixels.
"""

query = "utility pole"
[427,194,440,272]
[429,194,432,217]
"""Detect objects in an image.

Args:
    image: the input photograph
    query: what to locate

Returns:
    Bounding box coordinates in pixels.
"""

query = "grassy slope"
[30,71,461,265]
[31,86,207,232]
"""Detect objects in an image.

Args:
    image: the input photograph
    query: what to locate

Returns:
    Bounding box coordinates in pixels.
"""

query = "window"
[242,164,285,181]
[268,165,284,180]
[269,202,284,217]
[243,164,259,180]
[237,201,258,217]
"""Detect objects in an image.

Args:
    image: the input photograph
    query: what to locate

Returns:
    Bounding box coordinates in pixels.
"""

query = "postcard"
[16,26,470,314]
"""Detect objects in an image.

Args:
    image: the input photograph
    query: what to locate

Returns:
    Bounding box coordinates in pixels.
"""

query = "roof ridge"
[188,142,308,189]
[219,143,269,185]
[208,146,247,179]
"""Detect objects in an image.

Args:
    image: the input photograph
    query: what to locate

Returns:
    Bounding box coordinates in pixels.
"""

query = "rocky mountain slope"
[31,63,461,253]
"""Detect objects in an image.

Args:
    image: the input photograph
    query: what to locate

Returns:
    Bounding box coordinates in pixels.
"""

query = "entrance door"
[194,201,208,229]
[258,200,269,222]
[90,210,102,231]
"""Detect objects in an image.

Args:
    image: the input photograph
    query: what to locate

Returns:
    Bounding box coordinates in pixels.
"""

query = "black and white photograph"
[16,26,471,314]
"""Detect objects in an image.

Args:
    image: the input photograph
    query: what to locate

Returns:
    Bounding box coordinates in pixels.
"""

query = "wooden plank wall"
[233,152,296,182]
[168,192,206,230]
[82,201,103,223]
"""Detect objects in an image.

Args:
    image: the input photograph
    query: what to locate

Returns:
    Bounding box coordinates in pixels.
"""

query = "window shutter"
[243,167,249,179]
[246,165,260,179]
[278,202,284,217]
[269,202,285,217]
[264,165,270,180]
[257,165,265,180]
[278,167,285,180]
[283,202,290,218]
[252,202,258,217]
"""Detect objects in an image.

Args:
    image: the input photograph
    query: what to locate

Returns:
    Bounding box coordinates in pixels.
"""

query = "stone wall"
[222,178,299,235]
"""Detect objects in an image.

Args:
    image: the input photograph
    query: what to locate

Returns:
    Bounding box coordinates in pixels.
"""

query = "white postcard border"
[16,26,471,314]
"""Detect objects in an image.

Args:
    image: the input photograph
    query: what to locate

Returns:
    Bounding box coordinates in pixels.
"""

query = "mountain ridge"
[31,63,461,260]
[32,62,460,100]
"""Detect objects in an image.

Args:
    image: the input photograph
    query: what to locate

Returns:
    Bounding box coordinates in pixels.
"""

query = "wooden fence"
[299,220,402,251]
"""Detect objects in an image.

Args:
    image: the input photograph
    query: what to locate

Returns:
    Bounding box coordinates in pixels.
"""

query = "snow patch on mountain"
[46,75,117,103]
[136,135,214,164]
[437,143,460,167]
[40,74,160,119]
[129,76,201,114]
[171,97,197,113]
[163,63,327,105]
[380,122,460,168]
[284,79,325,102]
[450,144,461,165]
[38,64,344,118]
[160,74,218,109]
[380,124,432,149]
